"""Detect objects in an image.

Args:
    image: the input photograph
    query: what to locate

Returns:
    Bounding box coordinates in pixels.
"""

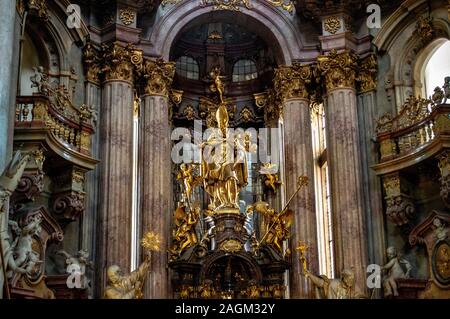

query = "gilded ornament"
[208,31,223,40]
[170,205,200,258]
[273,63,313,101]
[83,42,102,84]
[239,107,254,123]
[143,58,176,96]
[265,0,294,13]
[80,132,91,150]
[357,54,378,93]
[102,43,133,82]
[72,170,85,184]
[324,16,341,34]
[170,89,184,105]
[201,0,251,11]
[183,105,196,120]
[18,0,49,21]
[32,101,47,121]
[382,173,415,227]
[415,16,434,42]
[379,138,397,160]
[119,8,136,26]
[295,241,309,274]
[317,49,358,91]
[32,148,45,171]
[254,92,268,109]
[259,163,282,193]
[220,239,242,253]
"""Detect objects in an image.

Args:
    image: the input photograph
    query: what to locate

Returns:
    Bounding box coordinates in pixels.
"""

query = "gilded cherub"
[171,205,199,257]
[259,163,282,193]
[381,246,412,297]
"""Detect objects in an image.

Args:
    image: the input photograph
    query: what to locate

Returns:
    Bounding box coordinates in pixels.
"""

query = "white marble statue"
[381,246,412,297]
[57,249,92,290]
[4,215,43,279]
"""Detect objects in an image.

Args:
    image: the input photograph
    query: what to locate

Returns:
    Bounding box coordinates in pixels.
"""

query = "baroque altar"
[168,69,306,299]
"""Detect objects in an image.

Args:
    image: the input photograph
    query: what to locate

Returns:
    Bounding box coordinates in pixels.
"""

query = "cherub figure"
[5,214,43,278]
[30,66,49,94]
[259,163,282,193]
[381,246,412,297]
[431,86,444,105]
[433,217,448,242]
[57,249,93,289]
[443,77,450,104]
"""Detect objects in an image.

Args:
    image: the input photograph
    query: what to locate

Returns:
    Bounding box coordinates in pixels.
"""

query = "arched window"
[176,56,199,80]
[232,59,258,82]
[424,41,450,98]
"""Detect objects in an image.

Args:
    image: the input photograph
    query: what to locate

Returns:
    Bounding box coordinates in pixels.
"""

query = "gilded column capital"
[357,54,378,93]
[101,42,143,83]
[317,49,358,91]
[273,63,313,101]
[143,58,176,97]
[17,0,49,21]
[83,42,102,85]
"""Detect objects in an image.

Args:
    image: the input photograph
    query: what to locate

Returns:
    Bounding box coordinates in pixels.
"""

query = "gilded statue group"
[170,66,299,260]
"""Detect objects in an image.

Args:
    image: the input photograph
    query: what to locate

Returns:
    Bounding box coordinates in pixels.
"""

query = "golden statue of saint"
[200,104,250,212]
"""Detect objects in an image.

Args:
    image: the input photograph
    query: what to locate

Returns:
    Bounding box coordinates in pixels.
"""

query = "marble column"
[357,55,385,297]
[0,0,18,299]
[140,59,175,298]
[275,65,319,298]
[318,50,368,289]
[97,44,135,295]
[83,80,101,298]
[0,0,17,170]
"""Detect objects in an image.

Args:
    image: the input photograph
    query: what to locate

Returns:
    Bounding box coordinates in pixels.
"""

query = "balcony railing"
[15,94,93,156]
